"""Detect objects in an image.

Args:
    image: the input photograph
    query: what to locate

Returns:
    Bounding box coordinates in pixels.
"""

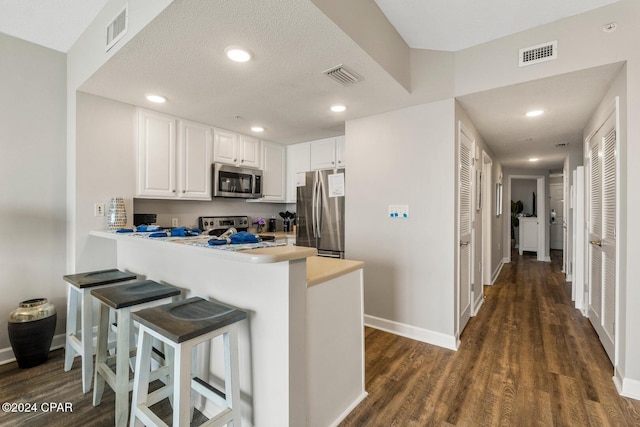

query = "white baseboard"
[491,259,506,285]
[328,391,368,427]
[614,369,640,401]
[0,333,66,366]
[472,294,484,316]
[364,315,458,351]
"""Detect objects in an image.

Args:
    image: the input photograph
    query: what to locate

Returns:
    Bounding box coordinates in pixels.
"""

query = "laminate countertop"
[306,256,364,287]
[90,230,315,264]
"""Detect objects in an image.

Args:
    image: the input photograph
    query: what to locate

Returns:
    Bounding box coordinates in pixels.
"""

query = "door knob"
[590,239,602,247]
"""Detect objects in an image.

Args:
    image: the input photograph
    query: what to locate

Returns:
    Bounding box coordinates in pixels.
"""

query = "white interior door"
[587,112,617,363]
[458,125,474,335]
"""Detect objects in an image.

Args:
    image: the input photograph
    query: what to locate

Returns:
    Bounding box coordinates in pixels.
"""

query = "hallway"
[341,251,640,426]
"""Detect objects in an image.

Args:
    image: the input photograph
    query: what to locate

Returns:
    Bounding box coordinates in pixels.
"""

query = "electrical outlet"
[94,203,105,217]
[172,218,179,227]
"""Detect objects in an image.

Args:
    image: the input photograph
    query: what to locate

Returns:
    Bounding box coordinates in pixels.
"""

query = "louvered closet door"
[458,125,474,335]
[587,113,616,363]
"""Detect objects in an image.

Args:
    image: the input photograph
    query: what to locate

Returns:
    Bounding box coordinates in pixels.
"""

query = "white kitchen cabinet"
[178,120,212,200]
[213,128,261,169]
[136,109,212,200]
[286,142,311,202]
[136,109,177,198]
[310,136,345,170]
[238,134,261,168]
[260,141,286,202]
[519,217,538,255]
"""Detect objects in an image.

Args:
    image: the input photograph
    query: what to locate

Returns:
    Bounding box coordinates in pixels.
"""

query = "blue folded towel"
[230,231,260,244]
[171,227,201,237]
[208,238,228,246]
[149,232,168,238]
[116,228,134,233]
[136,224,161,232]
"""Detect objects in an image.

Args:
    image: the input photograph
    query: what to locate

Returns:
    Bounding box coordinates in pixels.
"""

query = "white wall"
[0,34,67,355]
[345,99,457,347]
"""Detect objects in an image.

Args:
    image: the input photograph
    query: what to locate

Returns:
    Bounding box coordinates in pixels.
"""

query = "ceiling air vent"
[519,40,557,67]
[322,64,363,86]
[106,6,128,52]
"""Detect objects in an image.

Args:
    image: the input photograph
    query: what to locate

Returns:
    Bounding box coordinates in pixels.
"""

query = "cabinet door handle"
[590,239,602,247]
[460,241,470,247]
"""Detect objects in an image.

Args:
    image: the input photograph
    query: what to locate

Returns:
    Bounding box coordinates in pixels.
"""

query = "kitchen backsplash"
[134,198,295,231]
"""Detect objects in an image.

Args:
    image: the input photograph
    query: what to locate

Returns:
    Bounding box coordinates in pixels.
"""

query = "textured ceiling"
[0,0,109,52]
[457,62,624,170]
[375,0,622,51]
[1,0,625,170]
[79,0,417,144]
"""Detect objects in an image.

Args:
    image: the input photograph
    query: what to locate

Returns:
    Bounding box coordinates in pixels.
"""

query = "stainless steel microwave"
[212,163,262,199]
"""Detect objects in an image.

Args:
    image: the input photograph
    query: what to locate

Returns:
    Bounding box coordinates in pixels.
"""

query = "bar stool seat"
[130,297,247,427]
[91,280,182,427]
[63,269,137,393]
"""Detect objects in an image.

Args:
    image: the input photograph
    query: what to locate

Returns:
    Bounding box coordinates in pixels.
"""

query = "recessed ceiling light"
[526,110,544,117]
[145,94,166,103]
[225,46,252,62]
[331,105,347,113]
[529,158,539,162]
[251,126,264,133]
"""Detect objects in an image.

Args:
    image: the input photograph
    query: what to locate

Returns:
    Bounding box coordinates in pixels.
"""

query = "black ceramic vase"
[8,298,57,369]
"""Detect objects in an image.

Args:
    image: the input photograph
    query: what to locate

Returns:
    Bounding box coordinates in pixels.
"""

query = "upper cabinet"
[136,109,212,200]
[136,110,178,198]
[310,136,345,170]
[286,142,311,203]
[260,141,286,202]
[178,120,212,200]
[213,129,261,169]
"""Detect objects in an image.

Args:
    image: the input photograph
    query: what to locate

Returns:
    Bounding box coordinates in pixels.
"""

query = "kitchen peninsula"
[90,230,365,427]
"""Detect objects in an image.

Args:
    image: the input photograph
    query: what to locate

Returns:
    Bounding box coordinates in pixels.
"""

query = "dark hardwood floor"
[340,250,640,426]
[1,251,639,426]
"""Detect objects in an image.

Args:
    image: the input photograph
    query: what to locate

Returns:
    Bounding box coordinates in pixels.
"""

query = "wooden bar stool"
[91,280,182,427]
[130,297,247,427]
[63,268,137,393]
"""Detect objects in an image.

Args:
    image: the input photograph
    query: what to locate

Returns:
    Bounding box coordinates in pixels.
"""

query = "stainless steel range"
[198,216,249,236]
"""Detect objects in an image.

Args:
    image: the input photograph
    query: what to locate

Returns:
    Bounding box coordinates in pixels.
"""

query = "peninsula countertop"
[90,230,316,263]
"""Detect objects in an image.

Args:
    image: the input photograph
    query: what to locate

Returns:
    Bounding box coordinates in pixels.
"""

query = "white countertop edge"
[90,230,316,264]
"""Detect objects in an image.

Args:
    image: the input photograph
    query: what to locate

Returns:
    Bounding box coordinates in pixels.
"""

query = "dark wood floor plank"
[341,250,640,426]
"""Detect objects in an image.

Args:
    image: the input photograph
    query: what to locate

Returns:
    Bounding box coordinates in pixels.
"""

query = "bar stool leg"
[93,304,110,406]
[226,324,241,426]
[64,284,77,372]
[131,327,153,427]
[79,289,94,393]
[174,342,193,427]
[114,308,131,427]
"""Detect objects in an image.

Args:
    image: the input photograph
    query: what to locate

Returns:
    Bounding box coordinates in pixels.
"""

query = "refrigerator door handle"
[311,176,319,238]
[316,177,323,237]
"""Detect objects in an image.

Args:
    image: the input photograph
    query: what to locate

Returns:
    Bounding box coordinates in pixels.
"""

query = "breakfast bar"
[90,231,365,426]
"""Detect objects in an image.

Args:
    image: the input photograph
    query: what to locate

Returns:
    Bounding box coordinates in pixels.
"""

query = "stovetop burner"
[198,216,249,236]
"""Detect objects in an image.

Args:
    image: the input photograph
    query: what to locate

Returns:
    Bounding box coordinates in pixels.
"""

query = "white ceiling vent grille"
[322,64,363,86]
[106,6,128,52]
[519,40,557,67]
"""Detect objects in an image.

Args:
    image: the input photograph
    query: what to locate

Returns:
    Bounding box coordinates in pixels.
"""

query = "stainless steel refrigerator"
[296,169,345,258]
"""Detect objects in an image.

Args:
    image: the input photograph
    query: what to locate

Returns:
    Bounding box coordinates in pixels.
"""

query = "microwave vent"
[322,64,363,86]
[519,40,557,67]
[106,6,128,52]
